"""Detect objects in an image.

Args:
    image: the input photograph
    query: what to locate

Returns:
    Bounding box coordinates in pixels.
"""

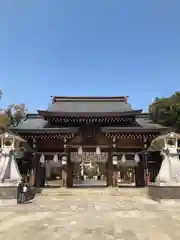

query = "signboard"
[70,152,108,163]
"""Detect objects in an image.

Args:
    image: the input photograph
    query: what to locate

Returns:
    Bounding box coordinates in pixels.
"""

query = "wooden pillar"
[35,155,45,187]
[135,136,149,187]
[143,138,149,186]
[29,153,37,186]
[135,154,145,187]
[112,166,118,187]
[29,137,37,186]
[106,151,113,187]
[66,151,73,188]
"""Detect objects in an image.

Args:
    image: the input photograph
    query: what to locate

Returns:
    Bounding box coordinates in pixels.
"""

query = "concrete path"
[0,188,180,239]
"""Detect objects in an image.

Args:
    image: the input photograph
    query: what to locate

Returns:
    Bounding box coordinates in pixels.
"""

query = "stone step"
[38,187,148,197]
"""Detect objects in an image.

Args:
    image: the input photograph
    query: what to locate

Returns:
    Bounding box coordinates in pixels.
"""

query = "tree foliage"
[7,104,27,126]
[149,92,180,129]
[0,89,27,130]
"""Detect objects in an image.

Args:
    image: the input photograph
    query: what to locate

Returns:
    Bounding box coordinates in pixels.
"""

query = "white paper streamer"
[134,154,140,163]
[40,153,45,164]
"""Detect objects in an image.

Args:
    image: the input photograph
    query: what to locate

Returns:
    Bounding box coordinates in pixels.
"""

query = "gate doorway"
[116,167,136,187]
[71,151,108,187]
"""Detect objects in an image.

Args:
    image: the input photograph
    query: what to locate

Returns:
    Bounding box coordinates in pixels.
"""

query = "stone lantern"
[164,132,178,151]
[148,132,180,200]
[153,132,180,184]
[0,132,26,184]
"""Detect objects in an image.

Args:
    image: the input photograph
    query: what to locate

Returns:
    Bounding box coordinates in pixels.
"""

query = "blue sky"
[0,0,180,112]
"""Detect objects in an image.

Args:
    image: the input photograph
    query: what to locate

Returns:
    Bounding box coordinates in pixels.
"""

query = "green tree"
[0,113,10,130]
[0,89,27,130]
[7,104,27,126]
[149,91,180,129]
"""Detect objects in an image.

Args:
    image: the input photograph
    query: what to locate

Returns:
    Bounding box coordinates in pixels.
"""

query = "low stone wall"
[0,186,17,199]
[0,185,36,199]
[148,184,180,200]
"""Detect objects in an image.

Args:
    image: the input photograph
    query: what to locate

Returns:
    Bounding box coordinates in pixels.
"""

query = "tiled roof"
[102,118,168,133]
[136,118,167,130]
[10,114,78,133]
[47,96,133,113]
[11,113,167,133]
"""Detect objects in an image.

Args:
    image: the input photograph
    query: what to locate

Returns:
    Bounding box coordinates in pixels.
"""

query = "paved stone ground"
[0,188,180,239]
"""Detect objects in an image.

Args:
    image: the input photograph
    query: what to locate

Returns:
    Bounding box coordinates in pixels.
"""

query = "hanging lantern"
[112,137,116,148]
[96,146,101,155]
[134,154,140,163]
[89,160,92,168]
[40,153,45,164]
[53,154,59,163]
[112,155,118,165]
[78,146,83,156]
[45,161,51,179]
[62,155,67,165]
[80,162,84,176]
[121,154,126,163]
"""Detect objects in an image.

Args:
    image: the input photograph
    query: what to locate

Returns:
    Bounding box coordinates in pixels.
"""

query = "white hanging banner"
[40,153,45,164]
[45,161,51,178]
[53,154,59,163]
[134,154,140,163]
[121,154,126,163]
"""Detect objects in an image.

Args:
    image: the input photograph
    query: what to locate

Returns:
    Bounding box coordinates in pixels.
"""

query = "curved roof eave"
[37,110,143,117]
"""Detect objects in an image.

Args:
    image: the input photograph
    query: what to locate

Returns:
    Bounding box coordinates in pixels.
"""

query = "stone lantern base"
[0,183,19,199]
[148,183,180,201]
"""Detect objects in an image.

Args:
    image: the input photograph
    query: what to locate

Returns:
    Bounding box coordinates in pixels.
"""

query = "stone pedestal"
[148,183,180,200]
